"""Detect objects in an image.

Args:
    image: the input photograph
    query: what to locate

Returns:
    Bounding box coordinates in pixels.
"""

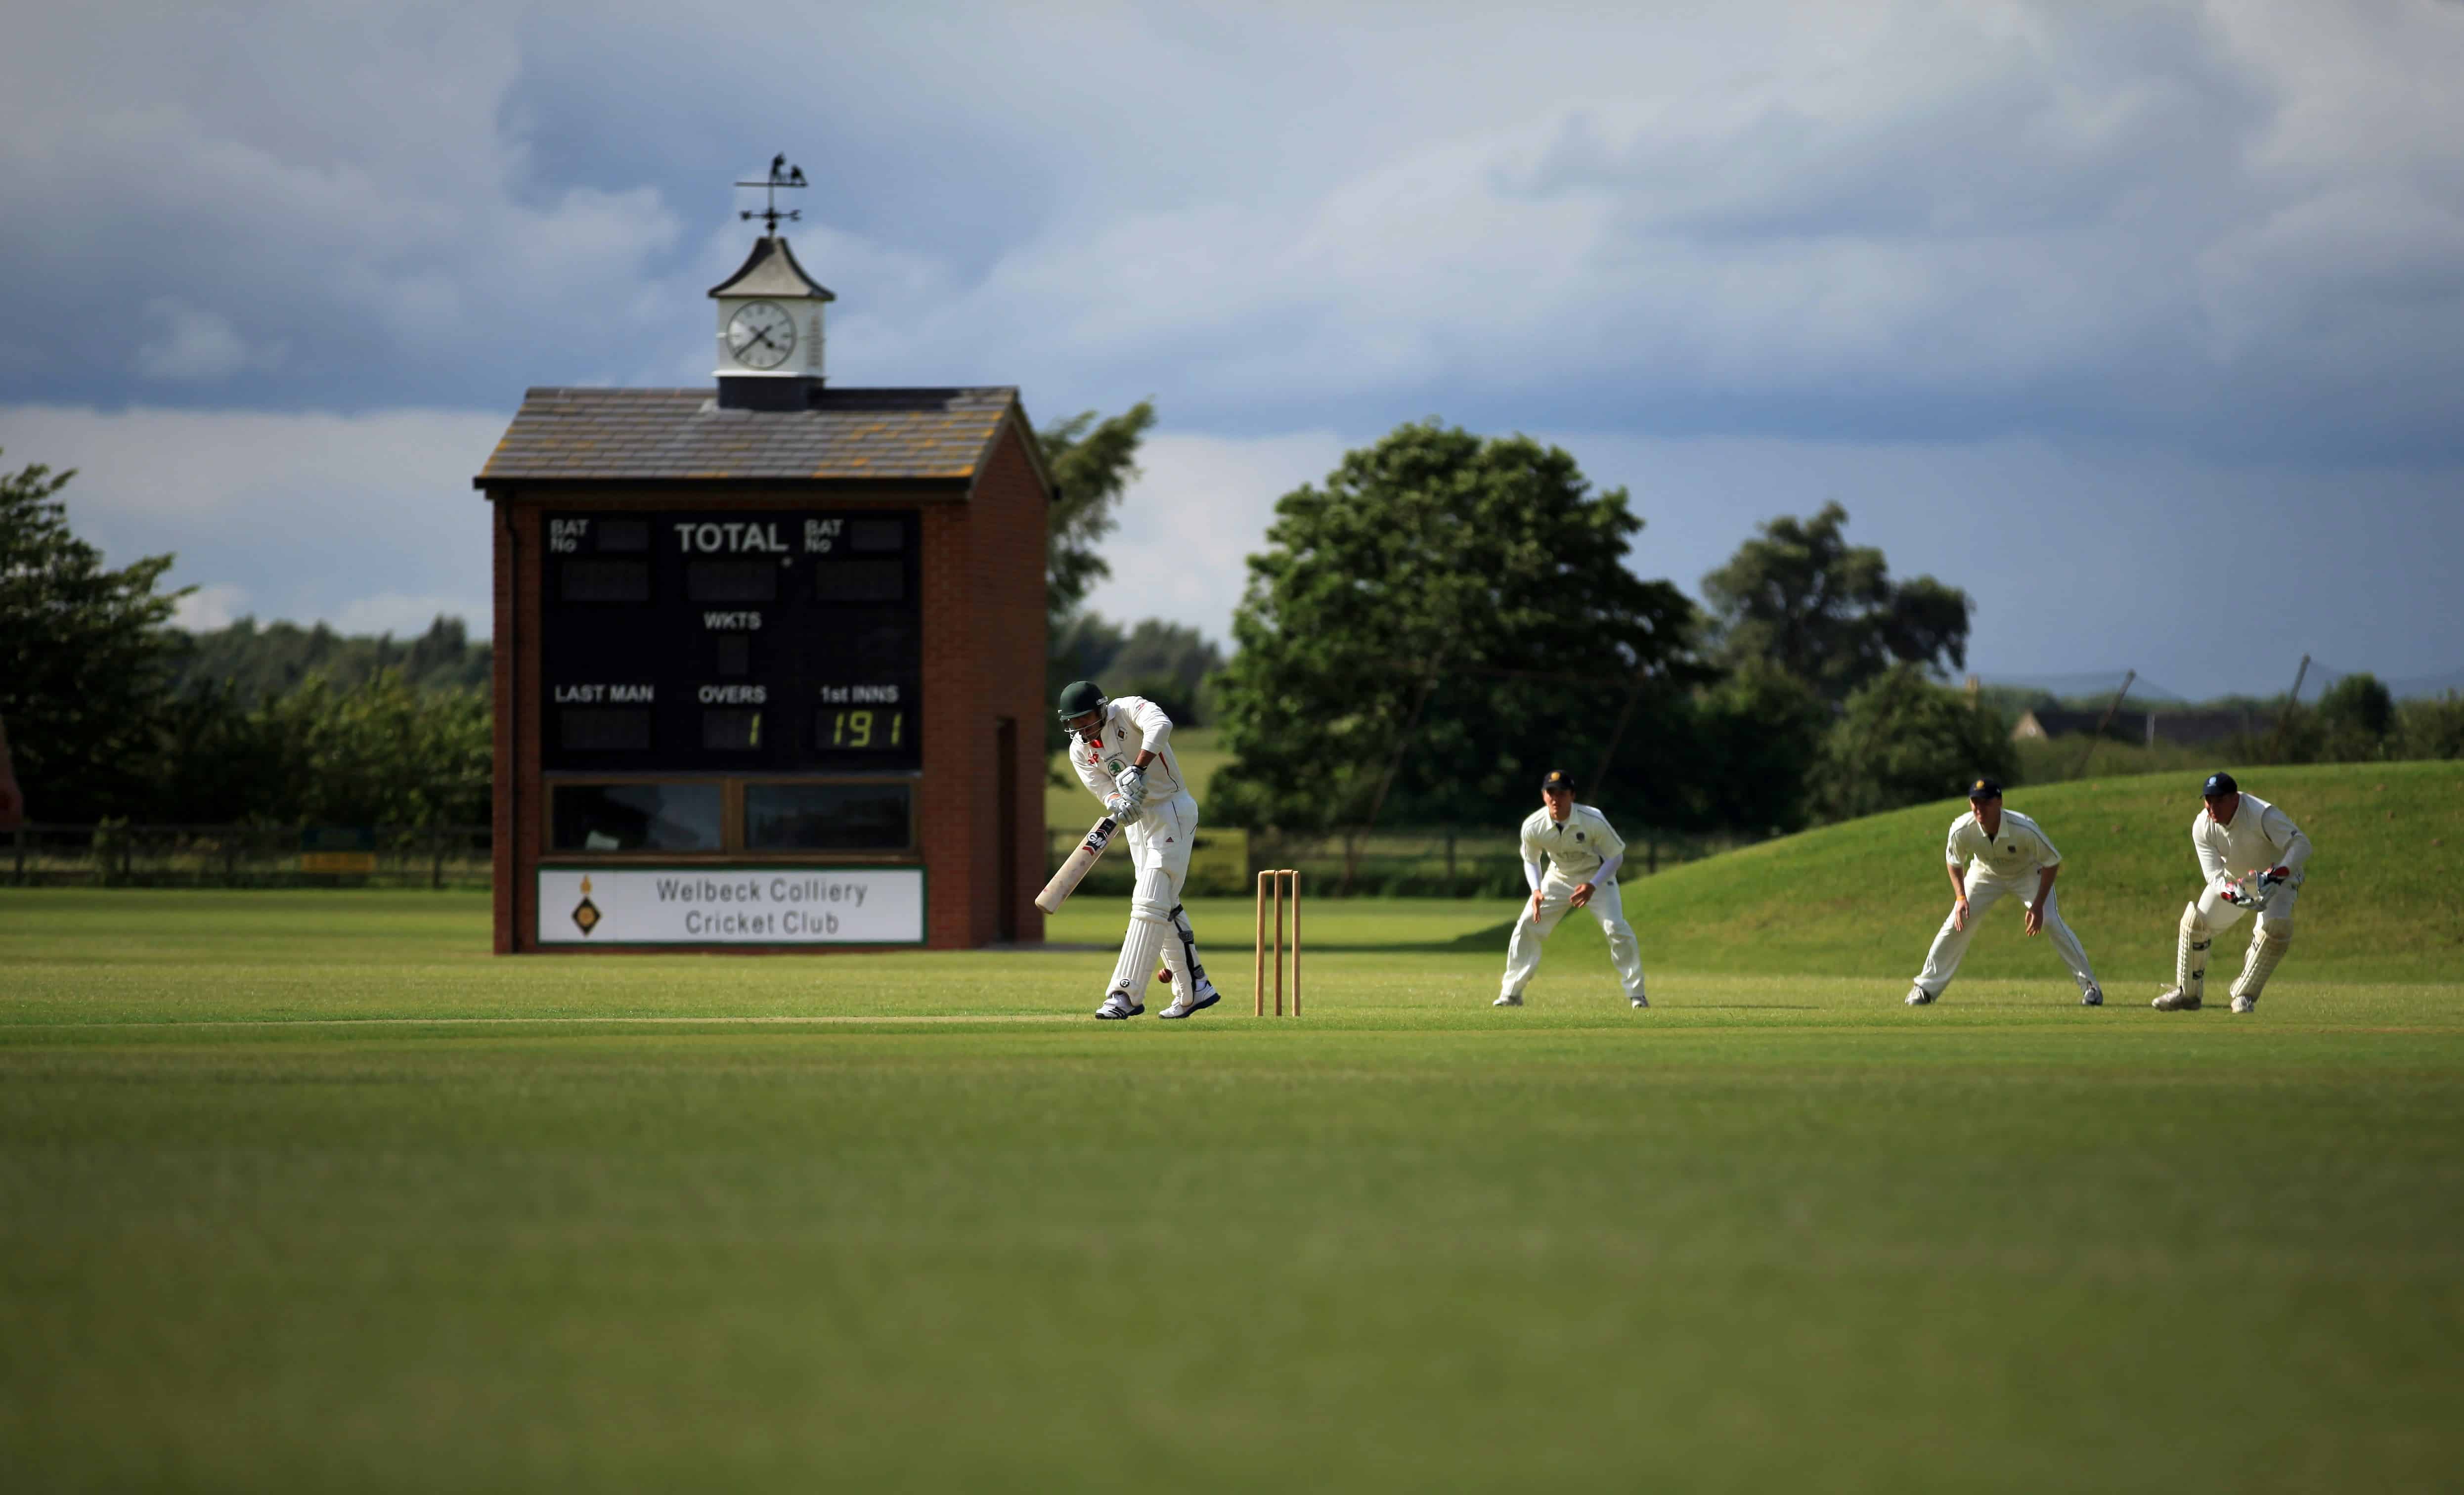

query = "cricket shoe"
[2152,987,2201,1012]
[2081,984,2105,1007]
[1630,994,1649,1009]
[1095,991,1145,1020]
[1159,983,1221,1020]
[2230,995,2259,1015]
[1492,994,1523,1007]
[1905,986,1936,1006]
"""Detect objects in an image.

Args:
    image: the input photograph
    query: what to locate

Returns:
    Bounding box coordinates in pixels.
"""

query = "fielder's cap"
[2202,771,2239,797]
[1967,777,2003,800]
[1540,769,1576,793]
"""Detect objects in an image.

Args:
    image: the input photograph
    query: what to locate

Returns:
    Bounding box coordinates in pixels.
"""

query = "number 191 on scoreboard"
[817,708,907,750]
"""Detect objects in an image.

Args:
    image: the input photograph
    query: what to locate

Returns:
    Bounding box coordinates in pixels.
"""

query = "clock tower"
[708,157,835,410]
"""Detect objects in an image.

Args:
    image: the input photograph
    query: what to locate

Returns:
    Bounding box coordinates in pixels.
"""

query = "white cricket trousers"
[1123,790,1199,914]
[1101,791,1207,1003]
[1911,870,2098,998]
[1499,873,1646,1003]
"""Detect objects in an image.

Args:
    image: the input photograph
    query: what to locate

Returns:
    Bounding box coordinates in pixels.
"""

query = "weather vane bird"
[737,154,807,234]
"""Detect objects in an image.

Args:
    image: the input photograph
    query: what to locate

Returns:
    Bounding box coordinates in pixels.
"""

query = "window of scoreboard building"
[546,780,915,855]
[540,510,923,776]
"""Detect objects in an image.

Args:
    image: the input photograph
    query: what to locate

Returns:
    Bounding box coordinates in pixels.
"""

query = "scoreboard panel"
[540,509,921,773]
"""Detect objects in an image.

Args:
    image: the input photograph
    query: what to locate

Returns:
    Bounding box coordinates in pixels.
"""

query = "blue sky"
[2,1,2459,696]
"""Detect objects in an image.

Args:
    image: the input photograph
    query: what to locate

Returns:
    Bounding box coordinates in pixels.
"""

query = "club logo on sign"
[572,875,602,936]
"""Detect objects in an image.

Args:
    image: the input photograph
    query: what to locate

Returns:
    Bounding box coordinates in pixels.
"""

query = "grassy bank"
[1617,760,2464,983]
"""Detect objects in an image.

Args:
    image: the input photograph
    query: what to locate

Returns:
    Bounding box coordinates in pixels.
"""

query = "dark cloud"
[1,1,2460,459]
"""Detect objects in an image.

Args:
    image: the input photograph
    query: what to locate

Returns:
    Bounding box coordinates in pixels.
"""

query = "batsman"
[2155,772,2313,1014]
[1056,680,1222,1020]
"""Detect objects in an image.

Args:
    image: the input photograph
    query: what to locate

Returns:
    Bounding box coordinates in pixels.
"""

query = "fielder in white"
[2155,772,2311,1014]
[1057,680,1222,1021]
[1906,777,2103,1007]
[1495,770,1649,1009]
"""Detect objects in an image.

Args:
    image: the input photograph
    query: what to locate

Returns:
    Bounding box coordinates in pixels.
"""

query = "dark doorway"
[996,716,1019,941]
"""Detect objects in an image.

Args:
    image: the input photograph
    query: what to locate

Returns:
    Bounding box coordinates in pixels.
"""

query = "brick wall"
[492,500,513,952]
[977,421,1051,946]
[915,416,1051,947]
[917,498,975,946]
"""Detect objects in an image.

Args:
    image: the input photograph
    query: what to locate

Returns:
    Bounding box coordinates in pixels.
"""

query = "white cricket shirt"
[1945,808,2062,882]
[1067,695,1188,809]
[2193,792,2311,892]
[1519,804,1627,887]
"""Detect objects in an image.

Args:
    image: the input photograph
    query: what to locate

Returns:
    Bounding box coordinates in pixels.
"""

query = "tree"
[147,670,490,826]
[1208,421,1699,829]
[1672,659,1830,835]
[0,452,191,820]
[1702,502,1972,702]
[1048,614,1224,726]
[1050,618,1222,729]
[170,614,489,698]
[1808,666,2016,822]
[2313,673,2394,750]
[1038,402,1157,749]
[252,671,490,825]
[2394,694,2464,761]
[1038,401,1156,626]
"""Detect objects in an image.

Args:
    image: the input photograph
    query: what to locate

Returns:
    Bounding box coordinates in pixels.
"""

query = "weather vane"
[736,154,807,234]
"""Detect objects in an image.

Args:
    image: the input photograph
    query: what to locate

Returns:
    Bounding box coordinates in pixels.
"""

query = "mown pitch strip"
[4,890,2461,1492]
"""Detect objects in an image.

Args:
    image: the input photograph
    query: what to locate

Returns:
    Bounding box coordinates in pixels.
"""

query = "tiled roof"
[475,386,1022,484]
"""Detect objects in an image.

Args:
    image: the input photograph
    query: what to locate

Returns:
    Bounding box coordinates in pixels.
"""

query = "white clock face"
[727,302,796,369]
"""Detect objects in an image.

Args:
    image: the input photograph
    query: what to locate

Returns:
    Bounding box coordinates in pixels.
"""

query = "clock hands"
[727,303,795,367]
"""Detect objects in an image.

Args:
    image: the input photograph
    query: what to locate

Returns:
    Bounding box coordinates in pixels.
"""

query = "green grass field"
[5,763,2463,1490]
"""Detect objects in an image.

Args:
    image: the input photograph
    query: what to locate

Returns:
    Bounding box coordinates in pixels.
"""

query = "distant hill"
[1980,671,2190,705]
[1561,760,2464,984]
[171,616,490,699]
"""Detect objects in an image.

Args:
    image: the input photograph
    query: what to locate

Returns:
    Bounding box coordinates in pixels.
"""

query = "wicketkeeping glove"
[2221,868,2288,909]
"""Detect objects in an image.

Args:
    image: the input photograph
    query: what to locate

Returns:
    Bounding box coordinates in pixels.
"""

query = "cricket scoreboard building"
[475,222,1051,952]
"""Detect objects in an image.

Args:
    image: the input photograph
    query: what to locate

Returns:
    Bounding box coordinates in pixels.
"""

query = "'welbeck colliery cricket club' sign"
[538,868,924,945]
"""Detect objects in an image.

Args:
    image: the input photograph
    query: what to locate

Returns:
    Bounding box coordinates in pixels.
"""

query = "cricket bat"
[1035,815,1119,914]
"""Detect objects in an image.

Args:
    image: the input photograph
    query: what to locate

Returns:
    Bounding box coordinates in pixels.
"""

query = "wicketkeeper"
[1495,769,1649,1008]
[2155,772,2312,1014]
[1057,680,1221,1020]
[1905,777,2103,1007]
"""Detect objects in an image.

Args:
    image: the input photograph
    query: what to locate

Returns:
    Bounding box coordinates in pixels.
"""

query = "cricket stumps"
[1255,868,1300,1016]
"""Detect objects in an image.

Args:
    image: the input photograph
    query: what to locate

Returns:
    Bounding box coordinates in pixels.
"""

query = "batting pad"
[1159,903,1209,999]
[1107,916,1170,997]
[2231,927,2294,1002]
[2176,902,2212,1001]
[1130,865,1180,924]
